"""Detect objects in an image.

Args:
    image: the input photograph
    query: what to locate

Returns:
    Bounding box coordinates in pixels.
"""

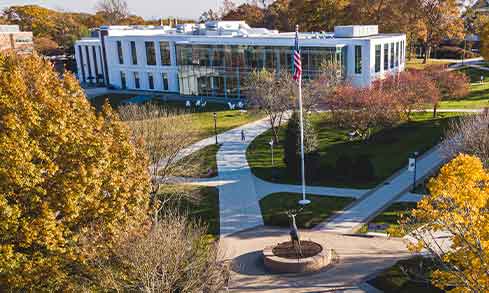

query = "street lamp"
[213,112,218,145]
[269,139,274,179]
[409,151,419,192]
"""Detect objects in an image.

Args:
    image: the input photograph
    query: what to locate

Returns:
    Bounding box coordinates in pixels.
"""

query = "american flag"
[293,26,302,82]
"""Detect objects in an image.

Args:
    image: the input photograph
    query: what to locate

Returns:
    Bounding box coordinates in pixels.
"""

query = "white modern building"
[75,21,406,99]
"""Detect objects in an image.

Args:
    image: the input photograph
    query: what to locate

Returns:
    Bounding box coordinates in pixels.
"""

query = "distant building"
[74,21,406,99]
[0,25,33,54]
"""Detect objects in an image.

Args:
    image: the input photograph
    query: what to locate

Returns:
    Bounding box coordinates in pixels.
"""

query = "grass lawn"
[160,184,220,236]
[91,93,263,143]
[406,58,453,70]
[174,144,219,178]
[439,67,489,109]
[368,257,445,293]
[248,112,459,189]
[259,193,355,229]
[358,202,418,237]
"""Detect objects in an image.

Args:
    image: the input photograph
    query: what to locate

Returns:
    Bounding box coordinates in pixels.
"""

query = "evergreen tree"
[283,111,319,179]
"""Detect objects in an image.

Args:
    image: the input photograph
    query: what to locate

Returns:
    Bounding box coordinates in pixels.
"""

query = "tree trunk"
[433,103,438,118]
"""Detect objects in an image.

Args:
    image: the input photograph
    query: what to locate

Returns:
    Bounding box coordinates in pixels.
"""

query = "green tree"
[0,53,150,290]
[283,111,319,179]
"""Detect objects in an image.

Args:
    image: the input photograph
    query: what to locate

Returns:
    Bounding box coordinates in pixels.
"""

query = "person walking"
[241,129,246,142]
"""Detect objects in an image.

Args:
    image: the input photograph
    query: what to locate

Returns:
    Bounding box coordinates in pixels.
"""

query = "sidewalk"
[315,146,445,234]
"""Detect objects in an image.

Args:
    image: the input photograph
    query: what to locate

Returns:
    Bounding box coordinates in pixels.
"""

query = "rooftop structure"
[0,25,33,54]
[75,21,406,99]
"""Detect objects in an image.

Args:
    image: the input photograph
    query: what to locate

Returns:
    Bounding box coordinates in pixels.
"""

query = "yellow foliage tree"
[406,154,489,292]
[0,53,150,291]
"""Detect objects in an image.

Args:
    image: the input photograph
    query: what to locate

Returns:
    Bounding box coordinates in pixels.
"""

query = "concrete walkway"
[316,146,446,234]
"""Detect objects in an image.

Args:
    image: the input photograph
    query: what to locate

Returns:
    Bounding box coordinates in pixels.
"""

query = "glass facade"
[355,45,362,74]
[133,72,140,88]
[120,71,126,89]
[384,44,389,70]
[145,41,156,65]
[117,41,124,64]
[176,44,345,99]
[162,73,169,91]
[390,42,395,69]
[375,45,381,73]
[148,72,154,89]
[131,41,138,65]
[395,42,400,67]
[160,41,171,65]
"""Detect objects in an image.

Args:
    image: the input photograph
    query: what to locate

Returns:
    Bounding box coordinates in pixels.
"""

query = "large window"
[130,41,138,65]
[384,44,389,70]
[355,45,362,74]
[120,71,126,89]
[117,41,124,64]
[390,42,395,69]
[145,42,156,66]
[159,41,171,65]
[375,44,381,73]
[395,42,400,67]
[133,72,140,89]
[148,72,154,89]
[162,73,168,91]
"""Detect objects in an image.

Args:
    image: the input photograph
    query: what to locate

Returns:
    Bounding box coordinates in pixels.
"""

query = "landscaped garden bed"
[248,112,460,188]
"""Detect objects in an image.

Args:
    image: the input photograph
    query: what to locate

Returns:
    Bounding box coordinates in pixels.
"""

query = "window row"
[119,71,170,91]
[374,40,406,73]
[175,44,345,76]
[116,40,171,66]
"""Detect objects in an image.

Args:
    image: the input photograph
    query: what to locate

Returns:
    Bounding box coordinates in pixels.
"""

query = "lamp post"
[409,151,419,192]
[213,112,218,145]
[269,139,274,179]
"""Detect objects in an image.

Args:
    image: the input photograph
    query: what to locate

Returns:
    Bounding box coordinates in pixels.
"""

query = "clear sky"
[0,0,246,20]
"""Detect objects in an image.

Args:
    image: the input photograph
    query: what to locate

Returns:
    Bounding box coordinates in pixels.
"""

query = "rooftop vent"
[334,25,379,38]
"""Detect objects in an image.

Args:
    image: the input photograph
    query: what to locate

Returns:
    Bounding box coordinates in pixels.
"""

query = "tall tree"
[0,53,150,291]
[481,19,489,60]
[95,0,130,24]
[405,154,489,292]
[418,0,464,63]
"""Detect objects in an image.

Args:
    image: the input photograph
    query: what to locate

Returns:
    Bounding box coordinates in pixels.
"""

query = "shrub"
[433,46,478,59]
[335,155,353,179]
[352,155,375,181]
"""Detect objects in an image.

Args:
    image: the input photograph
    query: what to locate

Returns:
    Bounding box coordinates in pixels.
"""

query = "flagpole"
[296,24,310,206]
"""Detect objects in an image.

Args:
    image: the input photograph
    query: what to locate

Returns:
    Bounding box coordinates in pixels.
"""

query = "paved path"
[316,146,446,234]
[220,226,411,293]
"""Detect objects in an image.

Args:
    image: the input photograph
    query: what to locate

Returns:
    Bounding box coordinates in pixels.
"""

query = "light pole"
[409,151,419,192]
[213,112,218,145]
[268,138,275,168]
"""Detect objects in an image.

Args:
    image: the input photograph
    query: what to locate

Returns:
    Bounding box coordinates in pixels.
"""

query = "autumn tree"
[246,69,294,143]
[118,104,198,222]
[0,53,150,290]
[379,70,440,120]
[417,0,464,63]
[481,19,489,60]
[221,3,265,27]
[95,0,129,24]
[95,212,229,292]
[404,154,489,292]
[325,83,403,140]
[442,112,489,168]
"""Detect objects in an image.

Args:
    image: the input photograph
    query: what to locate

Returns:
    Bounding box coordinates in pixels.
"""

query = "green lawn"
[358,202,418,237]
[368,257,445,293]
[248,112,458,188]
[175,144,219,178]
[160,184,220,236]
[406,58,453,70]
[439,67,489,109]
[259,193,355,229]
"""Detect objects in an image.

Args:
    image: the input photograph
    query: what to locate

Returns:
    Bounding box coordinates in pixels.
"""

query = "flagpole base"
[298,199,311,206]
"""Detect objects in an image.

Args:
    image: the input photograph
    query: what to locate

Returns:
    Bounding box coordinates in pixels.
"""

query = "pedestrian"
[241,129,245,141]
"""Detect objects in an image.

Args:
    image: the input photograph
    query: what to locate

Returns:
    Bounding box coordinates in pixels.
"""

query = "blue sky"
[0,0,246,20]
